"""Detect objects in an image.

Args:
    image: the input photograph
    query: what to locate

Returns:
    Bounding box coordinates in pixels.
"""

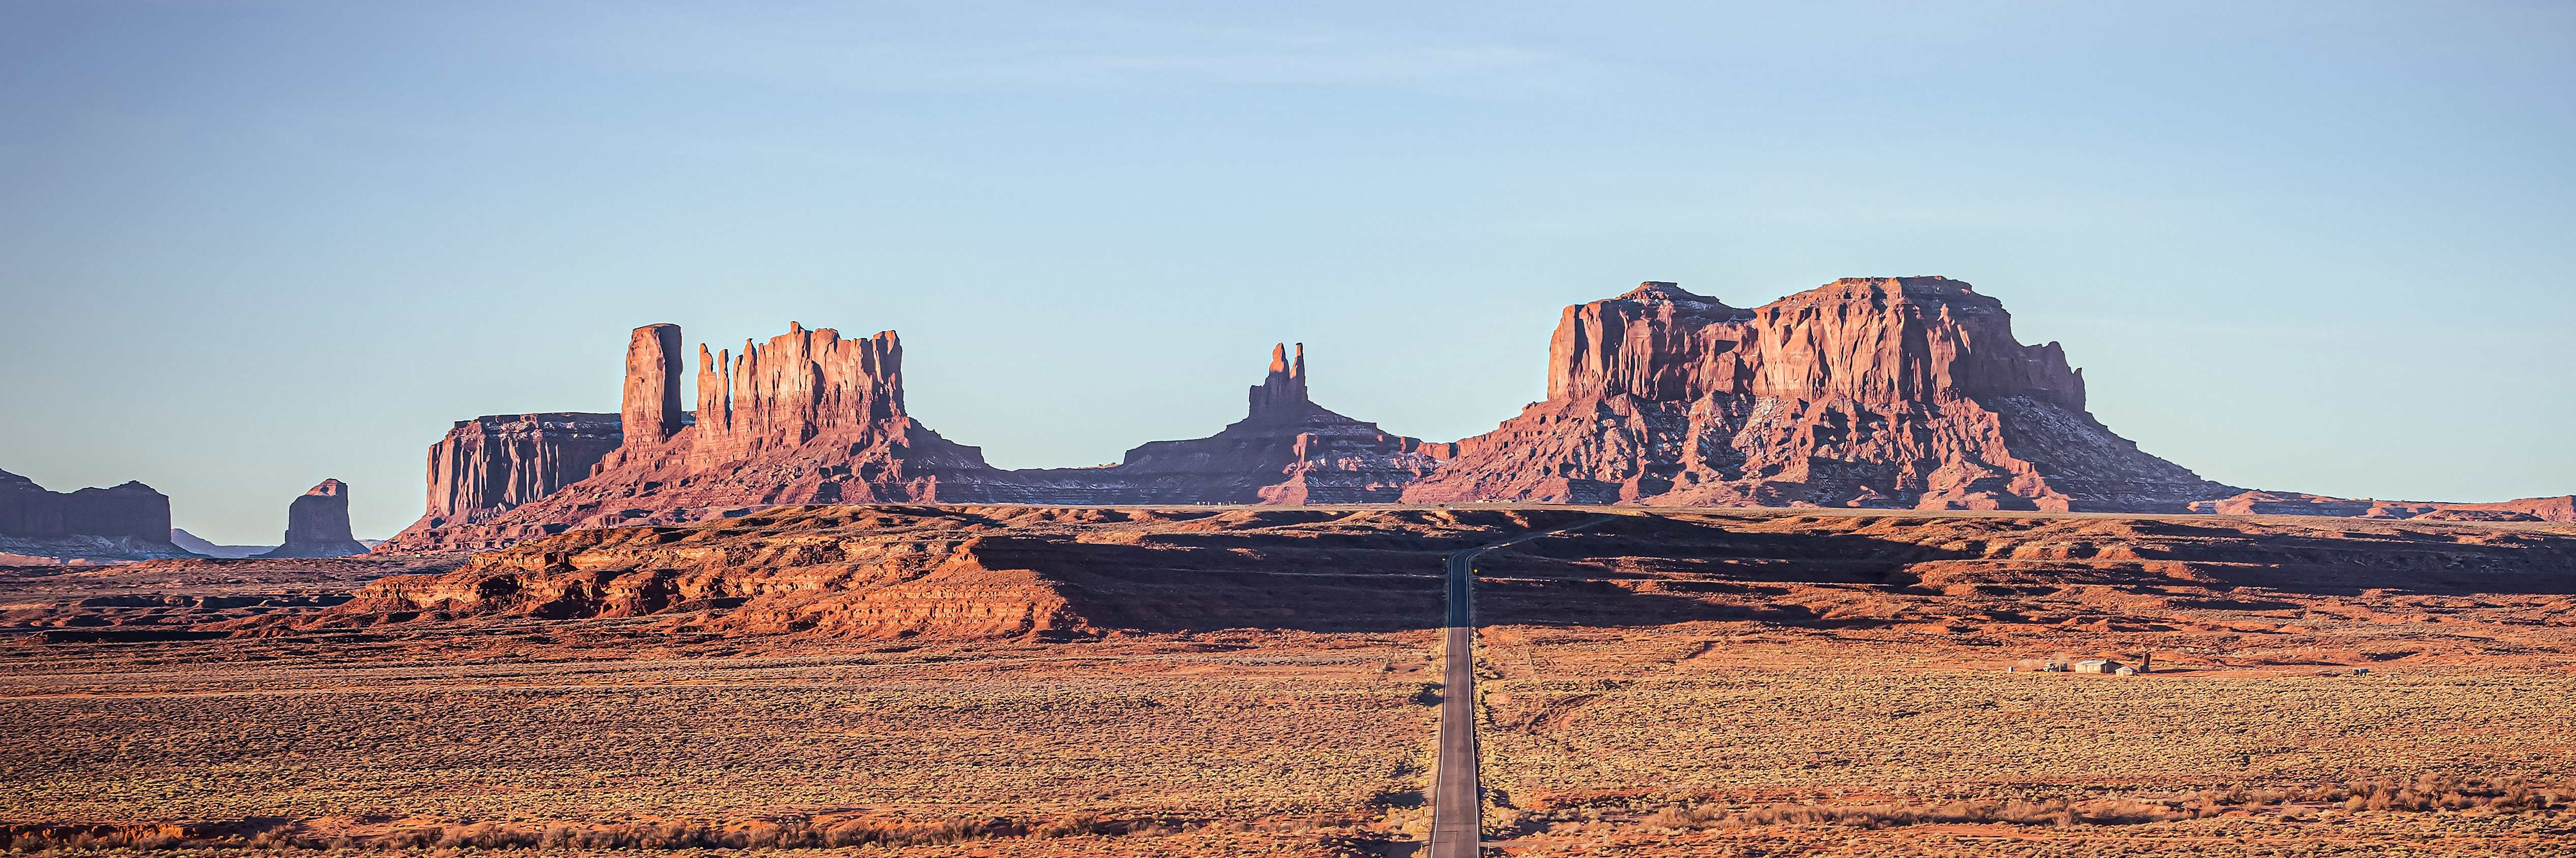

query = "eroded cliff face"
[426,413,625,519]
[382,323,1008,552]
[382,326,1448,551]
[1404,278,2230,511]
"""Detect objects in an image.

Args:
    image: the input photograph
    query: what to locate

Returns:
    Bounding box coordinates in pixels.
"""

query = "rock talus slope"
[1404,279,2233,511]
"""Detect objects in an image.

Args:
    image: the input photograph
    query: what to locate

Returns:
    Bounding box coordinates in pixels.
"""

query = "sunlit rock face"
[1404,278,2233,511]
[378,279,2261,552]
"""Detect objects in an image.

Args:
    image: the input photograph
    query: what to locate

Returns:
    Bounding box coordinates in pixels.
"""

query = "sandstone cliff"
[369,283,2564,553]
[380,323,1013,552]
[258,480,369,558]
[0,469,189,563]
[383,327,1448,551]
[1403,279,2233,511]
[392,412,626,544]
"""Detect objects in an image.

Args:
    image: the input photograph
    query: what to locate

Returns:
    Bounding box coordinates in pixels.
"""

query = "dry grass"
[0,630,1439,854]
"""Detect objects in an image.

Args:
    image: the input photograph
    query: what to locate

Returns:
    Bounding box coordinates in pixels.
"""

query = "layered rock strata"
[1403,279,2234,511]
[418,412,627,523]
[0,469,189,562]
[379,323,1010,552]
[258,480,369,558]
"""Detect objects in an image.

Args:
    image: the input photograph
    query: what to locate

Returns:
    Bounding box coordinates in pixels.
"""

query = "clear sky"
[3,2,2570,544]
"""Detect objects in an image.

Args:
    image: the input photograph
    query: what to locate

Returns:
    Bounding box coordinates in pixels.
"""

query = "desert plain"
[6,505,2576,856]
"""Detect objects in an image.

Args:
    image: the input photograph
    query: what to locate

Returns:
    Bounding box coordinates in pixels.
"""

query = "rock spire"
[1247,342,1311,424]
[622,324,685,446]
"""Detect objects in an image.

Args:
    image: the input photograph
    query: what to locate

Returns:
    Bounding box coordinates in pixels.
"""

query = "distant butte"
[257,479,370,558]
[372,277,2572,553]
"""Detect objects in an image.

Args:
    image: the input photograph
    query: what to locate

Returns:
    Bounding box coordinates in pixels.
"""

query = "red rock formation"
[621,324,684,446]
[290,505,1595,639]
[384,322,1013,552]
[385,330,1447,551]
[422,413,626,521]
[258,480,369,558]
[378,413,624,549]
[0,469,188,561]
[368,288,2564,553]
[1016,343,1440,503]
[1405,278,2230,511]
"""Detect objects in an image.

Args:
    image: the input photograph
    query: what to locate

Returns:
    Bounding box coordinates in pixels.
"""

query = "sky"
[2,1,2571,544]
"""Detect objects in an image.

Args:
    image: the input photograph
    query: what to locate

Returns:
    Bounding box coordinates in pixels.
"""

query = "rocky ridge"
[277,504,2576,641]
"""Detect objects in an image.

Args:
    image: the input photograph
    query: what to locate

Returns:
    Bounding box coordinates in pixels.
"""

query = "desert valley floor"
[7,505,2576,856]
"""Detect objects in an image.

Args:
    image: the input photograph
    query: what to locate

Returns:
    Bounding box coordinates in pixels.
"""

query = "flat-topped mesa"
[621,324,685,447]
[0,469,173,543]
[0,469,187,561]
[1409,277,2225,512]
[1548,277,2084,409]
[1245,342,1312,425]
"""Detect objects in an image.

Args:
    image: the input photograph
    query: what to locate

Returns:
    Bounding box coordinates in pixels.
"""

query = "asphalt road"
[1429,514,1618,858]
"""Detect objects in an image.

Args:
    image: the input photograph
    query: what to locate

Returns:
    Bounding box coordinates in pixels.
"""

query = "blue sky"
[3,1,2570,543]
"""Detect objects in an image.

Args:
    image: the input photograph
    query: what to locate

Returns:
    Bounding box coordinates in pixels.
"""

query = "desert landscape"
[8,504,2576,855]
[8,7,2571,854]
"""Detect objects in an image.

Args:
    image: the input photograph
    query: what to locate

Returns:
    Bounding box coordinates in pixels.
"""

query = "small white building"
[2074,659,2122,674]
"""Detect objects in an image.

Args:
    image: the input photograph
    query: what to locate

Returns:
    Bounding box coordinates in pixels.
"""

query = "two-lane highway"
[1428,514,1617,858]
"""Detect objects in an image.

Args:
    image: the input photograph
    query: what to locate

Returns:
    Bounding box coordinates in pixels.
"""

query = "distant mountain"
[168,528,273,558]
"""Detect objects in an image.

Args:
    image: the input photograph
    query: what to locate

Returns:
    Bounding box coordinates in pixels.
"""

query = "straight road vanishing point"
[1430,515,1617,857]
